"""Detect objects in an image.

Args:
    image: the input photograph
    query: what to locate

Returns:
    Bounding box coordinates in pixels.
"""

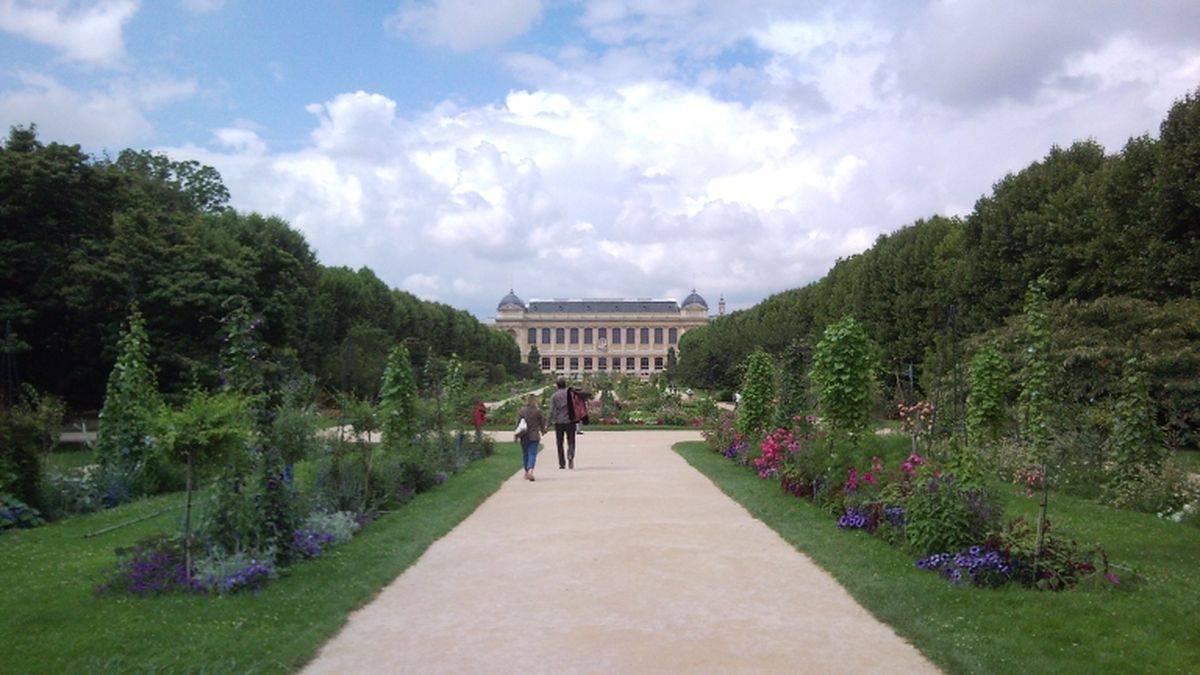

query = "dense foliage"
[735,350,775,438]
[676,89,1200,446]
[810,317,875,442]
[0,125,519,410]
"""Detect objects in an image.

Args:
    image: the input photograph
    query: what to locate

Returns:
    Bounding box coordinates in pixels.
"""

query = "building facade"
[493,290,711,378]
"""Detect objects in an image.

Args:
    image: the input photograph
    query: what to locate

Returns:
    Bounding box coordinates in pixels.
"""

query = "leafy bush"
[811,317,876,442]
[1104,459,1197,515]
[736,349,775,438]
[293,510,361,558]
[774,341,810,428]
[966,344,1009,445]
[989,518,1113,591]
[0,492,44,533]
[1105,356,1168,500]
[40,464,131,518]
[0,386,64,512]
[905,469,1001,556]
[96,303,170,495]
[192,549,278,595]
[379,344,417,444]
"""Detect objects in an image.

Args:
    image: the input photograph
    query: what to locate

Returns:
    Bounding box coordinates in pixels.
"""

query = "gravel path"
[317,430,938,673]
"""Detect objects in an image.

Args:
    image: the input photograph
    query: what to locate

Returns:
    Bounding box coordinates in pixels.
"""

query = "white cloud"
[0,73,196,146]
[0,0,138,67]
[157,1,1200,317]
[385,0,543,52]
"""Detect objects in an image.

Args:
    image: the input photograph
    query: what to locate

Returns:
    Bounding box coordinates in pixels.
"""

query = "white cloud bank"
[0,0,139,67]
[385,0,543,52]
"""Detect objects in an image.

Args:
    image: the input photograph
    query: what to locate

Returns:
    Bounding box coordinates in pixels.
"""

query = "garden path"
[306,430,936,673]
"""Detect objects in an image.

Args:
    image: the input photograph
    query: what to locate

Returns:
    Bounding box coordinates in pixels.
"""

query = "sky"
[3,1,1199,319]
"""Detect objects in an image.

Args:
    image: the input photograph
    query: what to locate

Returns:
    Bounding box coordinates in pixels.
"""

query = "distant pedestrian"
[516,394,547,481]
[550,377,579,469]
[472,399,487,442]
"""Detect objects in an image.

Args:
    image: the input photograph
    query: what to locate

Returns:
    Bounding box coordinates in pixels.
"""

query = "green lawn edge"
[672,440,1200,675]
[0,443,520,673]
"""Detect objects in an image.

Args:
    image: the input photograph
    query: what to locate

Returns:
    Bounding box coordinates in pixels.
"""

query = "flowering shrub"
[897,401,935,454]
[988,518,1116,591]
[837,507,870,530]
[193,549,277,595]
[905,469,1000,556]
[98,535,195,596]
[293,529,336,558]
[1013,464,1047,498]
[917,546,1016,588]
[755,428,800,479]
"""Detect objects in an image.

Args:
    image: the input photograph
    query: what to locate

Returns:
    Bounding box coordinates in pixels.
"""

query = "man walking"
[550,377,576,469]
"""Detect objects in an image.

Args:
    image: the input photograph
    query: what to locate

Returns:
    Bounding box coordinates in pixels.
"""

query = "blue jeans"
[522,439,540,471]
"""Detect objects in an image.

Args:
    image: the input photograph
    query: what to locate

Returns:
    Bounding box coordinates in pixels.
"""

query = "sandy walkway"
[304,431,936,674]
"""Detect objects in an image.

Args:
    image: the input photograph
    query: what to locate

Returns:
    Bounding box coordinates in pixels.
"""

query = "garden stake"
[83,504,184,538]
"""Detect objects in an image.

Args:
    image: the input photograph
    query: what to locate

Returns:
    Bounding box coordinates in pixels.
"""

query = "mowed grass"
[674,440,1200,675]
[0,443,520,673]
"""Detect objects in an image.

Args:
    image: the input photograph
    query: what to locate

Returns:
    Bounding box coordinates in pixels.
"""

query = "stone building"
[493,290,711,378]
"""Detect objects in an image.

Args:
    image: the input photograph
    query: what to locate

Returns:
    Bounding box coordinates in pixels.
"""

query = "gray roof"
[682,289,708,309]
[527,299,680,314]
[497,290,525,310]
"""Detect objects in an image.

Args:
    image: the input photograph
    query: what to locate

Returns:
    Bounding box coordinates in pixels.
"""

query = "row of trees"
[0,125,521,410]
[677,87,1200,448]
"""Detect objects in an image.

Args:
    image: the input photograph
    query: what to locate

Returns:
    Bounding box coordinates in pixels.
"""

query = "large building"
[494,290,715,378]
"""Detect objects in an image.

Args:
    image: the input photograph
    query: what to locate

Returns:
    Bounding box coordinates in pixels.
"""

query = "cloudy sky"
[3,1,1199,317]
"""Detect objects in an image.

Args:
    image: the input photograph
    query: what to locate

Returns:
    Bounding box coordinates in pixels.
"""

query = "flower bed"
[702,412,1127,591]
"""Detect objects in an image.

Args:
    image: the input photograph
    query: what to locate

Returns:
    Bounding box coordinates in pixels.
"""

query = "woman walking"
[517,394,547,481]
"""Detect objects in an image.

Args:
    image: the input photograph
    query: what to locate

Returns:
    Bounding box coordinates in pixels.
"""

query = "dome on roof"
[681,289,708,309]
[497,289,525,310]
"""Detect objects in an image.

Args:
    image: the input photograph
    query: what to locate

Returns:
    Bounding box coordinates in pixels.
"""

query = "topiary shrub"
[735,349,775,439]
[379,344,417,445]
[966,344,1009,445]
[811,316,876,443]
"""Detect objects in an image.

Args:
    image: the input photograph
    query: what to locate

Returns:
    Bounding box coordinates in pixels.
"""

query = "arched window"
[640,327,649,344]
[626,327,635,344]
[570,327,579,344]
[668,327,678,344]
[541,327,551,344]
[612,327,622,344]
[556,328,565,344]
[654,327,663,344]
[584,327,593,344]
[527,328,537,344]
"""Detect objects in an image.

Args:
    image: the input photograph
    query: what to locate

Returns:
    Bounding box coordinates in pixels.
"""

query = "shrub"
[0,386,63,511]
[192,549,277,595]
[98,535,194,596]
[774,341,810,428]
[40,464,131,518]
[380,344,417,444]
[1105,459,1196,515]
[905,469,1001,556]
[0,492,44,533]
[811,316,876,442]
[989,518,1112,591]
[293,510,361,558]
[966,344,1009,445]
[1105,355,1168,500]
[736,349,775,438]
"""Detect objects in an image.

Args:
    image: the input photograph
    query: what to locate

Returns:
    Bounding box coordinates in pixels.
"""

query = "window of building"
[654,357,664,370]
[583,357,593,371]
[612,358,621,371]
[569,357,579,370]
[598,357,607,370]
[542,327,551,344]
[528,328,537,344]
[626,357,635,370]
[640,357,650,371]
[584,327,593,344]
[541,357,550,370]
[598,327,607,341]
[626,327,636,344]
[640,327,649,344]
[556,328,565,344]
[654,327,663,344]
[570,327,579,344]
[612,327,621,344]
[555,357,565,370]
[668,327,678,344]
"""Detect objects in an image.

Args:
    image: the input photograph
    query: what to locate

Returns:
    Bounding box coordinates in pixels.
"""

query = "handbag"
[514,417,528,439]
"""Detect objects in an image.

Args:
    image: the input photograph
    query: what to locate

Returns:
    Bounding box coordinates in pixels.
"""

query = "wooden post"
[183,453,193,581]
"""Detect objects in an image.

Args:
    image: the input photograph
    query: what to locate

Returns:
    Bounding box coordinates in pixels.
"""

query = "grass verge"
[674,440,1200,674]
[0,443,519,672]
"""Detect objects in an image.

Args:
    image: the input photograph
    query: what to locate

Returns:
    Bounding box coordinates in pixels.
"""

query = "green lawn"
[1175,450,1200,475]
[1,443,519,672]
[674,440,1200,675]
[43,448,95,473]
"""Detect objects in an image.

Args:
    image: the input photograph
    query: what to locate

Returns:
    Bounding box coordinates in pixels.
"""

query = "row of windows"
[540,356,665,372]
[527,326,678,346]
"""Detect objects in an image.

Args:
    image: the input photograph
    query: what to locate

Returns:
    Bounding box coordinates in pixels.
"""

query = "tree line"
[0,125,520,410]
[676,87,1200,447]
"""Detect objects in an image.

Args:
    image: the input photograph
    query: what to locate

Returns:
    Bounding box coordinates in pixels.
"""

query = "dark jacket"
[518,405,547,442]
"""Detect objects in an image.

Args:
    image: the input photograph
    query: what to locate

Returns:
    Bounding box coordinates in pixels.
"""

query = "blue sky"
[3,1,1200,318]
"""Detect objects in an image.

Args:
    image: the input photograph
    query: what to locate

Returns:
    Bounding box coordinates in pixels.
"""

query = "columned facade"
[493,292,710,379]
